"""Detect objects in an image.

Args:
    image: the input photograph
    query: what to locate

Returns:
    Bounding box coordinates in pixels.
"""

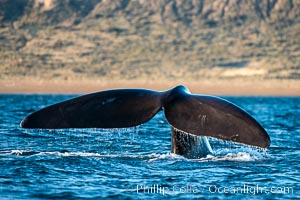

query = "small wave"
[0,150,101,157]
[205,138,270,162]
[0,150,190,164]
[147,153,187,162]
[0,149,269,162]
[38,151,104,157]
[0,150,39,156]
[38,152,186,161]
[0,150,160,159]
[0,150,122,158]
[212,152,256,161]
[196,152,265,162]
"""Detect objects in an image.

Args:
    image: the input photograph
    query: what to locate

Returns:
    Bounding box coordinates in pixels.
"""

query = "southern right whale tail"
[20,85,270,149]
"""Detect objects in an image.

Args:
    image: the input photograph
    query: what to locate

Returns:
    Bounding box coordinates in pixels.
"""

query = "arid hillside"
[0,0,299,81]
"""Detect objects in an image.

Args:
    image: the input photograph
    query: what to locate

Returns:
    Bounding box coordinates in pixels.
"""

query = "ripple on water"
[0,95,299,199]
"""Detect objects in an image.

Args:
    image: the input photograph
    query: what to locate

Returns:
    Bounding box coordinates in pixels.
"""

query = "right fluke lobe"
[164,91,270,148]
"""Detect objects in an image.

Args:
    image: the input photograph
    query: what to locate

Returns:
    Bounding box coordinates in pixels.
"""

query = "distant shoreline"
[0,79,299,96]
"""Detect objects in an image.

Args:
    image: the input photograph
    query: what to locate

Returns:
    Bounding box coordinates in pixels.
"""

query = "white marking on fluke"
[102,97,116,105]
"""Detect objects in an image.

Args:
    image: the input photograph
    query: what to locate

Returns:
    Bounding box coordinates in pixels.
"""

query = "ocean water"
[0,94,299,199]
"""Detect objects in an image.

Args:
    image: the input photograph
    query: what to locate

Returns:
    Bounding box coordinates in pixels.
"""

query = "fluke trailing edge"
[20,85,270,158]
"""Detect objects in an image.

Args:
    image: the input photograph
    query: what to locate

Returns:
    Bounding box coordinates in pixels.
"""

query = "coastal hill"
[0,0,299,81]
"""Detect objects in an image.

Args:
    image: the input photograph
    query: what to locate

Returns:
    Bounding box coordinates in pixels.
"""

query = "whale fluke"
[20,85,270,150]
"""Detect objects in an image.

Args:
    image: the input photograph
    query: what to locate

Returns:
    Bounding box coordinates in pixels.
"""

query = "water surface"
[0,95,299,199]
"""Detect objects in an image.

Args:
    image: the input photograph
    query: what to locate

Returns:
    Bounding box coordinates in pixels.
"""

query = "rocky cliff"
[0,0,299,80]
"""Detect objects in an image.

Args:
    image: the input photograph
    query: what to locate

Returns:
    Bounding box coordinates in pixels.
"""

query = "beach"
[1,79,299,96]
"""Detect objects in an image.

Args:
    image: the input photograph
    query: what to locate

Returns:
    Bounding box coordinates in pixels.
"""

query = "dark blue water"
[0,95,299,199]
